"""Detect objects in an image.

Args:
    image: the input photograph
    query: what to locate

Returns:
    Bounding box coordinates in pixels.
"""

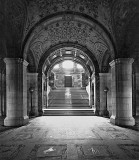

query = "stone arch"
[26,50,37,73]
[23,14,115,71]
[45,57,91,77]
[37,43,100,115]
[38,43,99,74]
[22,13,116,116]
[101,50,112,73]
[23,0,116,47]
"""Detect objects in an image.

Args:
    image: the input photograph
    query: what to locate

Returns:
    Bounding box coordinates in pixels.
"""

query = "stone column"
[4,58,29,126]
[110,58,135,126]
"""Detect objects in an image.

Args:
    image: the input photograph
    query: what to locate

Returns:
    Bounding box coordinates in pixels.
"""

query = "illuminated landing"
[44,88,94,116]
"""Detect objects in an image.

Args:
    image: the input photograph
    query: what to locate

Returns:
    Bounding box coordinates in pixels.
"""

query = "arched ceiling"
[42,47,95,76]
[47,59,90,77]
[24,0,114,39]
[24,14,115,73]
[0,0,138,68]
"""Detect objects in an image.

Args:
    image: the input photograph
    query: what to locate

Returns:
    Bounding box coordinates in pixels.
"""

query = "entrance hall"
[1,0,139,159]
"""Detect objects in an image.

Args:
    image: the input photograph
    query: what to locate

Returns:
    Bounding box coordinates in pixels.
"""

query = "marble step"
[43,109,95,116]
[47,106,91,109]
[48,99,89,104]
[49,95,88,100]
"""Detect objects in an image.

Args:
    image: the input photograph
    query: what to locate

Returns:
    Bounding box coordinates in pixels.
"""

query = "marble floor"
[0,116,139,160]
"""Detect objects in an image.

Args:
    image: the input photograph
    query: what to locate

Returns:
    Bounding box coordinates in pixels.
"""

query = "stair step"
[48,88,90,112]
[47,106,91,109]
[43,109,95,116]
[48,99,89,105]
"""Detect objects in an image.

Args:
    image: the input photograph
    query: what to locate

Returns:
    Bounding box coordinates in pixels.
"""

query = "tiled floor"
[0,116,139,160]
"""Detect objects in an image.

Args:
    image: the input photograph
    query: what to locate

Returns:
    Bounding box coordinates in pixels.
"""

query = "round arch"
[45,57,91,77]
[37,43,100,115]
[38,42,100,74]
[23,13,116,116]
[23,13,115,74]
[22,11,116,57]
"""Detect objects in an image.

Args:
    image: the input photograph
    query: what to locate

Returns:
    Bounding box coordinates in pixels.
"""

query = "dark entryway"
[65,75,72,87]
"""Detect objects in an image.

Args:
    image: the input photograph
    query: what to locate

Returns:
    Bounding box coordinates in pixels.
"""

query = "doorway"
[65,75,72,87]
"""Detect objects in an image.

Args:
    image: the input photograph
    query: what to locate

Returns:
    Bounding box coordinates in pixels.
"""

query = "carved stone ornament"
[24,0,113,38]
[25,16,114,71]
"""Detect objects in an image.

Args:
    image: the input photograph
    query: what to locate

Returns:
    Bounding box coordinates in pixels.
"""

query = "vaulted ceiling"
[0,0,139,73]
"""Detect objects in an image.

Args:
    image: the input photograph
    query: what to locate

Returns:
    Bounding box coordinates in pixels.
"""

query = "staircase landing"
[43,88,94,116]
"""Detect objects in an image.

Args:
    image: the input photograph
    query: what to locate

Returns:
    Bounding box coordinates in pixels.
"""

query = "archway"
[23,13,115,116]
[36,46,99,115]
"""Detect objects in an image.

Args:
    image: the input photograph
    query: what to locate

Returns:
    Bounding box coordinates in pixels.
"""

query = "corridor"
[0,116,139,160]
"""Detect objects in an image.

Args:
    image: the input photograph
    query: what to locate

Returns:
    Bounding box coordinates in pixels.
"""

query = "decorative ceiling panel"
[26,16,114,70]
[24,0,113,38]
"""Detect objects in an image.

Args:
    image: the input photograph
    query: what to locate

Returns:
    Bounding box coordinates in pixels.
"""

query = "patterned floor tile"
[99,127,120,132]
[10,132,33,141]
[76,144,119,159]
[118,144,139,159]
[20,127,41,133]
[43,128,101,140]
[26,144,67,160]
[0,144,24,160]
[110,133,130,140]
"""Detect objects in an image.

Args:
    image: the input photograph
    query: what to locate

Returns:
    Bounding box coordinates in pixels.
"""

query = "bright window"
[53,64,59,69]
[77,64,83,69]
[62,60,74,69]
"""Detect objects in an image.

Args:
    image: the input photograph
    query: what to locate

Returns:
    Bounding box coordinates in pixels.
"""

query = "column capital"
[4,58,28,67]
[109,58,134,68]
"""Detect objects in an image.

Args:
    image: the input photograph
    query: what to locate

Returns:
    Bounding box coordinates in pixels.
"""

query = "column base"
[110,115,135,126]
[4,116,29,127]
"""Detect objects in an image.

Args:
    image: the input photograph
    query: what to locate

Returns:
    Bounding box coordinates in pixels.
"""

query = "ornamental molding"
[25,0,113,39]
[24,15,114,71]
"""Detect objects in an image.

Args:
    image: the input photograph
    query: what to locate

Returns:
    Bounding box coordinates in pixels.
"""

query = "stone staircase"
[43,88,94,116]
